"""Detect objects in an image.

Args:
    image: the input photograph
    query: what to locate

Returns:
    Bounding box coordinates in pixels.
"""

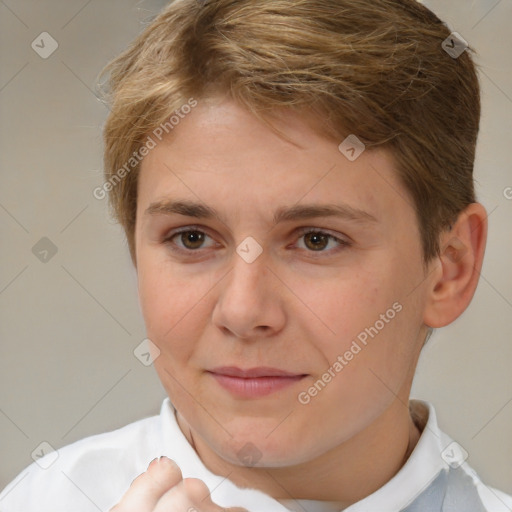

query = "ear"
[423,202,488,328]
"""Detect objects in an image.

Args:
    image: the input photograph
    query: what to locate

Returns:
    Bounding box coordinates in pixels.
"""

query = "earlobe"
[423,203,488,328]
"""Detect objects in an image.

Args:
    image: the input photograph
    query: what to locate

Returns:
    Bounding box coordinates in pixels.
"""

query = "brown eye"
[295,228,351,255]
[163,227,218,255]
[303,232,329,251]
[179,230,206,249]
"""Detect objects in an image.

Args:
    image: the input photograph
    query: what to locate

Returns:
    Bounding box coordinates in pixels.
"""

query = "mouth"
[207,366,308,398]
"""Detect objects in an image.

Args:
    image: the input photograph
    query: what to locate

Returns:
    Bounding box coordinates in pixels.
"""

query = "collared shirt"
[0,398,511,511]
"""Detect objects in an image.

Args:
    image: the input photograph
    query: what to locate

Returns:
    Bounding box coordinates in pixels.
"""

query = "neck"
[177,397,422,506]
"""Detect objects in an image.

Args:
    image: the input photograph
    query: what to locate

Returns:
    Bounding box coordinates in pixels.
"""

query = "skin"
[113,93,487,510]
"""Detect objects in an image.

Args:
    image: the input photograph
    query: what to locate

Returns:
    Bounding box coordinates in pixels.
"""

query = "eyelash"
[162,225,352,257]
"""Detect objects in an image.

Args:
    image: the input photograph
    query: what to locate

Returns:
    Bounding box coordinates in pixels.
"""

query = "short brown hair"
[99,0,481,268]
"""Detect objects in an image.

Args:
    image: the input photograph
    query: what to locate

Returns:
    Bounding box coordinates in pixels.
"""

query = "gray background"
[1,0,511,496]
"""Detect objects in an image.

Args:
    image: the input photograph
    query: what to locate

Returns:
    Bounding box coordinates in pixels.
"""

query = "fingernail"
[147,457,158,469]
[159,456,180,469]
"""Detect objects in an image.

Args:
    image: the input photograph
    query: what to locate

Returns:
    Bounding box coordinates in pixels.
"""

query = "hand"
[110,456,248,512]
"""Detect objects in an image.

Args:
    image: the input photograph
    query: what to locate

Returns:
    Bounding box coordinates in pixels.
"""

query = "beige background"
[1,0,511,496]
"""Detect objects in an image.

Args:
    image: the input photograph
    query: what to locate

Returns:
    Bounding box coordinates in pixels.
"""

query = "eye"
[163,227,217,253]
[162,226,351,256]
[294,228,351,254]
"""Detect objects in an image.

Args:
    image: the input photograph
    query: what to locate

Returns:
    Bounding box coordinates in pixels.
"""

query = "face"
[135,95,429,468]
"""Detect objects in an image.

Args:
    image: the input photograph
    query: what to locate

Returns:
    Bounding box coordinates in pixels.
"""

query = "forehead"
[136,97,409,226]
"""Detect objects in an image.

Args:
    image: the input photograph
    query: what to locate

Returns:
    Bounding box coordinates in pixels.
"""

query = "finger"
[110,457,183,511]
[154,478,210,511]
[217,508,250,512]
[155,478,249,512]
[181,479,249,512]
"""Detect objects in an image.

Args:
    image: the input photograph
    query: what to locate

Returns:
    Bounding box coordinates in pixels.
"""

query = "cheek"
[299,259,418,384]
[296,266,388,356]
[137,257,203,357]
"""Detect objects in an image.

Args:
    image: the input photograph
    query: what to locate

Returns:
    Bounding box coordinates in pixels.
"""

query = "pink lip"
[208,366,307,398]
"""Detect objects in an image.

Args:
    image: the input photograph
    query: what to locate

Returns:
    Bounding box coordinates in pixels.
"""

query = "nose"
[211,248,286,340]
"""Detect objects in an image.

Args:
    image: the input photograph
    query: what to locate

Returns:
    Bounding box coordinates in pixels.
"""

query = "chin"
[209,426,315,469]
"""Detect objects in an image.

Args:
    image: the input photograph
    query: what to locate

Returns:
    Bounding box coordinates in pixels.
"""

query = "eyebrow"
[145,199,378,226]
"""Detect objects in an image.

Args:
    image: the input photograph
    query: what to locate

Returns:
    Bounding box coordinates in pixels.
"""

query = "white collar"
[344,399,448,512]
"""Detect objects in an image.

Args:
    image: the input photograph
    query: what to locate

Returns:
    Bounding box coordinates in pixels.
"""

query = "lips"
[209,366,304,378]
[207,366,307,398]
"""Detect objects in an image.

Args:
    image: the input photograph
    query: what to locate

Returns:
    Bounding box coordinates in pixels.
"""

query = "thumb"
[182,478,249,512]
[207,499,248,512]
[204,498,250,512]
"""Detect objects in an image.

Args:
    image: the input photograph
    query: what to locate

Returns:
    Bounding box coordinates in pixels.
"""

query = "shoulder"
[422,400,512,512]
[461,464,512,512]
[405,400,512,512]
[0,401,169,512]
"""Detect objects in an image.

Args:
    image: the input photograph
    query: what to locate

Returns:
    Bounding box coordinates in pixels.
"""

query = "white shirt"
[0,398,511,512]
